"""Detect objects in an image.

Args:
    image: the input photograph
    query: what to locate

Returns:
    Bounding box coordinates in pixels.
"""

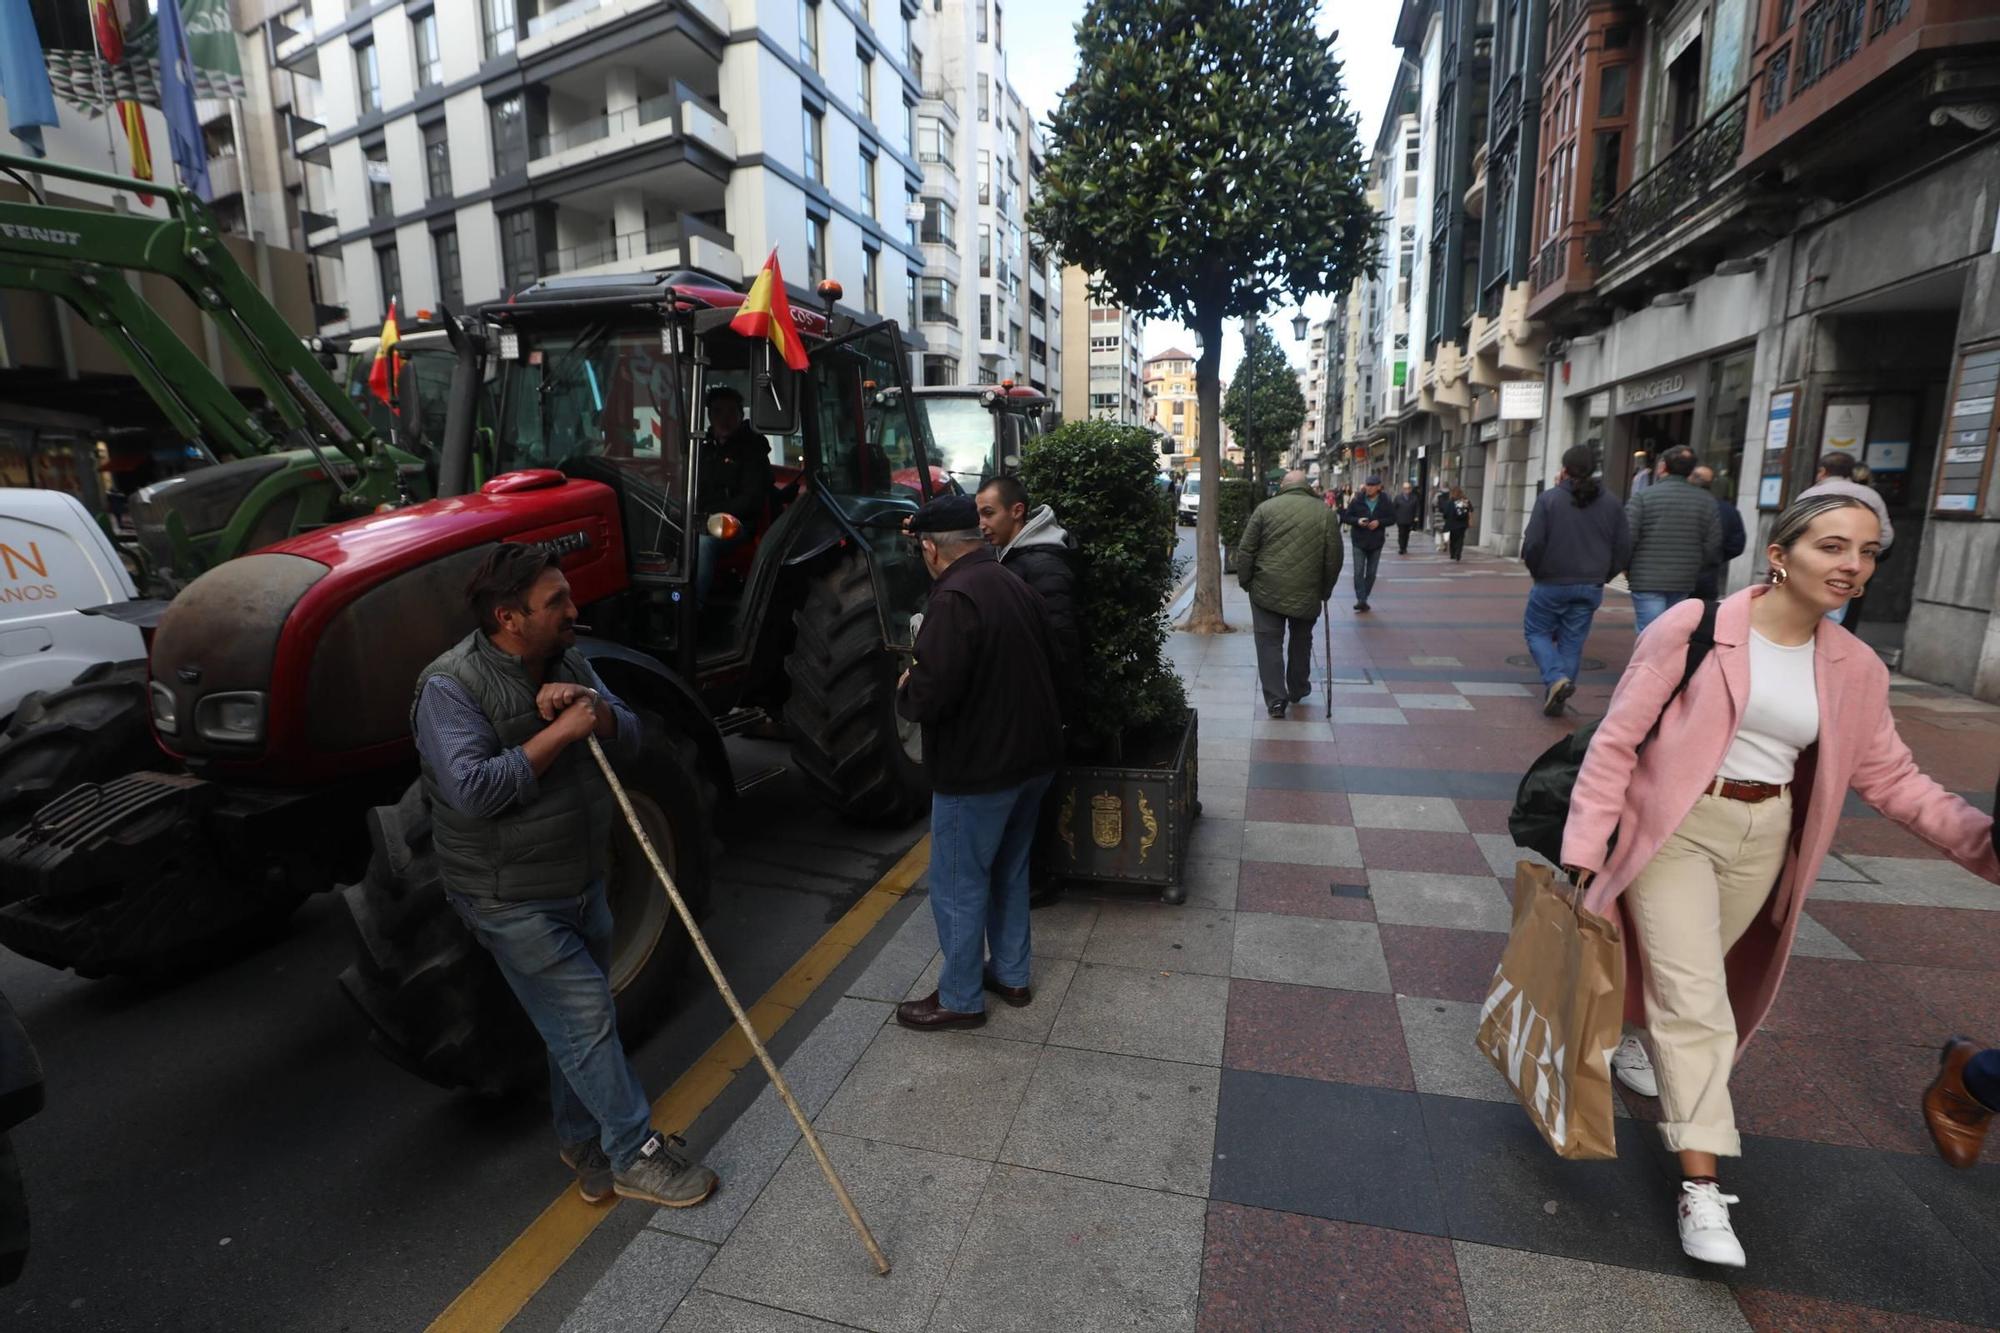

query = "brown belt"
[1708,777,1788,803]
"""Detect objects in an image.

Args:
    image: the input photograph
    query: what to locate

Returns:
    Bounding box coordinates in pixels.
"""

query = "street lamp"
[1292,311,1310,341]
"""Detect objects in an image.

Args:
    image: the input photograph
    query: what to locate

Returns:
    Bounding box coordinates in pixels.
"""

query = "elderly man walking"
[1624,445,1721,636]
[896,495,1064,1030]
[1236,470,1343,719]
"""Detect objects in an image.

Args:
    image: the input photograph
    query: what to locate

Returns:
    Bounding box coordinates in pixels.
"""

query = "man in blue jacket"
[1341,475,1393,612]
[1690,465,1747,601]
[1520,447,1634,715]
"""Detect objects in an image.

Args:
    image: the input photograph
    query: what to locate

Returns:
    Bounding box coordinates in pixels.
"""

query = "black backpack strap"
[1674,599,1720,697]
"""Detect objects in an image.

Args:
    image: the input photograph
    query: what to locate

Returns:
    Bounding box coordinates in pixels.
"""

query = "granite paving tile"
[1210,1069,1446,1236]
[1713,1035,1872,1149]
[1249,738,1342,763]
[1772,1034,1998,1162]
[999,1045,1220,1196]
[559,1231,716,1333]
[1348,793,1469,833]
[1181,857,1241,911]
[1396,996,1521,1106]
[1832,820,1956,861]
[1189,817,1246,861]
[1240,819,1363,868]
[928,1164,1205,1333]
[1243,788,1352,825]
[1801,877,1932,907]
[1732,1288,1991,1333]
[1049,961,1232,1065]
[1202,760,1253,793]
[1807,903,2000,971]
[1230,912,1392,992]
[814,1027,1039,1160]
[1788,911,1863,961]
[1235,861,1375,922]
[1355,828,1496,877]
[1471,833,1557,879]
[1452,681,1534,697]
[1368,870,1514,933]
[1396,693,1477,711]
[1246,759,1346,793]
[1196,737,1254,764]
[666,1291,867,1332]
[847,908,942,1003]
[1331,706,1409,726]
[1198,786,1248,820]
[1198,1204,1468,1333]
[1845,855,2000,910]
[1879,1152,2000,1284]
[1452,799,1518,835]
[903,955,1080,1046]
[1452,1242,1748,1332]
[1254,717,1336,739]
[1083,902,1236,976]
[1757,958,1939,1045]
[1813,853,1871,883]
[1880,963,2000,1038]
[1223,979,1413,1090]
[1027,897,1100,961]
[1379,924,1507,1004]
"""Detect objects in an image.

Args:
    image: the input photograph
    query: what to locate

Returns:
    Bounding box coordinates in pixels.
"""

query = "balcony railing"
[543,221,682,274]
[532,93,673,160]
[1795,0,1869,99]
[1530,234,1569,294]
[1587,90,1748,272]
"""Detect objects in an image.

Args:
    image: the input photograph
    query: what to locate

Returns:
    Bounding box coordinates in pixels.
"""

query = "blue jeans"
[446,880,654,1169]
[695,529,750,602]
[1630,590,1687,639]
[928,772,1055,1013]
[1523,583,1603,688]
[1352,543,1382,603]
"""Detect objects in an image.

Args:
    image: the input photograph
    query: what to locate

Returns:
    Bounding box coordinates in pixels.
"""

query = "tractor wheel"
[338,728,716,1097]
[0,662,162,837]
[784,555,929,824]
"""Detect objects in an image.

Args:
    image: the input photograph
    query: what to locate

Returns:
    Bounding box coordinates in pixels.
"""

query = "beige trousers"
[1623,789,1793,1156]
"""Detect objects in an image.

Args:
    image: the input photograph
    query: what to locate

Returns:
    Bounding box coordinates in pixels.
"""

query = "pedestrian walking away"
[411,543,720,1210]
[1236,469,1343,718]
[1520,445,1633,716]
[1431,484,1452,554]
[1443,487,1474,561]
[1689,465,1747,603]
[895,495,1064,1031]
[1341,474,1393,611]
[1561,494,1998,1270]
[1392,480,1421,554]
[1624,445,1721,636]
[1800,450,1894,626]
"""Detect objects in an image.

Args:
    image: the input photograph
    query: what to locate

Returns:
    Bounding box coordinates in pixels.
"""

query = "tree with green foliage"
[1029,0,1377,633]
[1222,324,1307,494]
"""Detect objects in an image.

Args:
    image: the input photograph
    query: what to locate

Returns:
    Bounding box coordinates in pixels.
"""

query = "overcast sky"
[1009,0,1402,378]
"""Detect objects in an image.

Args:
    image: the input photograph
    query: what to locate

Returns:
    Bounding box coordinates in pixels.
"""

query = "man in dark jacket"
[694,385,774,601]
[1341,474,1393,610]
[1238,470,1344,717]
[1624,445,1721,636]
[412,544,719,1210]
[895,495,1063,1031]
[1689,465,1747,601]
[1392,481,1421,554]
[1521,446,1633,715]
[975,476,1080,675]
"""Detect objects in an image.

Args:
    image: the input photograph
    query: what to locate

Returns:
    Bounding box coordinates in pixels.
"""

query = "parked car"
[1177,474,1202,525]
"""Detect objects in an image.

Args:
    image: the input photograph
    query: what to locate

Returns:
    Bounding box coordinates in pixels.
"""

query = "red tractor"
[0,270,942,1092]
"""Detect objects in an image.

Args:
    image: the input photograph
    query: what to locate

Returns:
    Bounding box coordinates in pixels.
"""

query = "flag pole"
[85,3,125,200]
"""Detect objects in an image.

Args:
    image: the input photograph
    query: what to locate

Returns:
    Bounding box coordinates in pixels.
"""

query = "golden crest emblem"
[1090,792,1123,849]
[1137,792,1159,864]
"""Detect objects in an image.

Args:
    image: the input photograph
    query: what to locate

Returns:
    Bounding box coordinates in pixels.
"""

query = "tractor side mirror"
[749,343,800,436]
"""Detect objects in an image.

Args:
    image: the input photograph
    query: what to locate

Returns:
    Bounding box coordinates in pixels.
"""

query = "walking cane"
[585,733,892,1276]
[1322,596,1333,719]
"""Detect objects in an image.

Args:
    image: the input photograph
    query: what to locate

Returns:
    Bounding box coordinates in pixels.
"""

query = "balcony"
[206,155,243,201]
[1587,90,1749,279]
[541,214,740,280]
[1464,143,1488,220]
[519,0,729,56]
[527,85,735,176]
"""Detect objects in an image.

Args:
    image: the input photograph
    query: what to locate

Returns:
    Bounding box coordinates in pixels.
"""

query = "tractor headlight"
[150,683,178,735]
[194,691,266,744]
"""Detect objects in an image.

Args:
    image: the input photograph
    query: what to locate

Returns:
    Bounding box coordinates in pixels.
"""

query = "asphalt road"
[2,737,922,1332]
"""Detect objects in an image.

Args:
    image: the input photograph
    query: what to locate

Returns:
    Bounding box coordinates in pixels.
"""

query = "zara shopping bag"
[1474,861,1624,1160]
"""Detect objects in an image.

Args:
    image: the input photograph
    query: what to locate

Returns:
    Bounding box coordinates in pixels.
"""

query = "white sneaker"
[1677,1181,1747,1268]
[1612,1034,1659,1098]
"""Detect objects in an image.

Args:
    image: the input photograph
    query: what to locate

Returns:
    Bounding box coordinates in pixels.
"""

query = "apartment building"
[1058,266,1146,427]
[1144,347,1199,469]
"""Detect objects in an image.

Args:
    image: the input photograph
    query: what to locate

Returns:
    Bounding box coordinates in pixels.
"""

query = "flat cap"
[908,494,980,533]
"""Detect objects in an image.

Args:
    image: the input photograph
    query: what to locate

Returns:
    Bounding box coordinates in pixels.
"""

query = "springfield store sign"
[1616,372,1696,414]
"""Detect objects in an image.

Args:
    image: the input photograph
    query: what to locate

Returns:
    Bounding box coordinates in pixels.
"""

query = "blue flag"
[0,0,59,156]
[154,0,211,199]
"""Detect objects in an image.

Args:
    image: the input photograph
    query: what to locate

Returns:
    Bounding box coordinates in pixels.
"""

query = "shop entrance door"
[1631,406,1694,489]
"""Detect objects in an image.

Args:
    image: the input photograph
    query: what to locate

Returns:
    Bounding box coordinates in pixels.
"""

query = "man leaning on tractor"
[411,542,720,1209]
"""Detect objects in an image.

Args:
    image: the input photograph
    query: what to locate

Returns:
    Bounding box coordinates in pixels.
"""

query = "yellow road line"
[426,834,931,1333]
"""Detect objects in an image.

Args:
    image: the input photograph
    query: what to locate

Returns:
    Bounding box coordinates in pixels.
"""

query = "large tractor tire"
[338,727,717,1097]
[784,555,929,824]
[0,661,163,837]
[0,987,44,1287]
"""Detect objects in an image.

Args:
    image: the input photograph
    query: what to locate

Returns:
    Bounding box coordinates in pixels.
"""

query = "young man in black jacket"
[895,495,1064,1031]
[975,476,1080,680]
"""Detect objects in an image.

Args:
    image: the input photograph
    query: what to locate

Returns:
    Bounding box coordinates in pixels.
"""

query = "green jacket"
[1236,485,1344,619]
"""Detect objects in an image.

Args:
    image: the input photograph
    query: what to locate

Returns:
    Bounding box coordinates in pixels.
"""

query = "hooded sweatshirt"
[999,504,1080,672]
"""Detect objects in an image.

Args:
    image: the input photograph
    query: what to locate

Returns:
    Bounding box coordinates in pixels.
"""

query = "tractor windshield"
[922,397,998,489]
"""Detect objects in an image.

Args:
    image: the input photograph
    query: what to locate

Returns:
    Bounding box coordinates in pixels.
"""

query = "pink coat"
[1562,586,2000,1045]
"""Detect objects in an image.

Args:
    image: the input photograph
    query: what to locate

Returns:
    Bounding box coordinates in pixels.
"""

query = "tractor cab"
[911,382,1049,493]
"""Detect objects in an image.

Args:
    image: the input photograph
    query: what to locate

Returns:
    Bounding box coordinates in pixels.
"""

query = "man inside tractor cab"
[694,384,774,602]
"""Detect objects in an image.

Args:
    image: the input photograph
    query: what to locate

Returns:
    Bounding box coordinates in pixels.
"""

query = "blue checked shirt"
[413,660,640,819]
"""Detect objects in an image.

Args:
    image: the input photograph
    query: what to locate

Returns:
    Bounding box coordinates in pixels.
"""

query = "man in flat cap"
[894,494,1064,1031]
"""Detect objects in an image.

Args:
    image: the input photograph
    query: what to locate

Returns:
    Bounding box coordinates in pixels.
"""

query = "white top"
[1717,630,1820,784]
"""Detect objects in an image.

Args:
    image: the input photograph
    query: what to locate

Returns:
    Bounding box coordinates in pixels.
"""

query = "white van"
[0,489,147,723]
[1177,474,1202,526]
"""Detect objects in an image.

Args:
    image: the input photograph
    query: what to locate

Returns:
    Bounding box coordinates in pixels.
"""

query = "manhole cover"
[1505,654,1606,672]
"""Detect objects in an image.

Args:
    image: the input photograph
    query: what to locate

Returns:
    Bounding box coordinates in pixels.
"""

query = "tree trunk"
[1185,308,1229,634]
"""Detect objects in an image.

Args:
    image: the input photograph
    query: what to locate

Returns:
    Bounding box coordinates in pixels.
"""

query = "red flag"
[89,0,155,205]
[367,299,401,406]
[728,250,809,371]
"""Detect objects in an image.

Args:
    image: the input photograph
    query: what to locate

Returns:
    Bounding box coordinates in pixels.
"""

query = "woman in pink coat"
[1562,493,1999,1270]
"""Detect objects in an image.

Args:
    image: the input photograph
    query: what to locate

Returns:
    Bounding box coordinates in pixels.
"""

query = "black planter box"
[1039,709,1200,904]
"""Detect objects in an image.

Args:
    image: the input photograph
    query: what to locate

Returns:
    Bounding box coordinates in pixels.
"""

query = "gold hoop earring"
[1771,565,1788,587]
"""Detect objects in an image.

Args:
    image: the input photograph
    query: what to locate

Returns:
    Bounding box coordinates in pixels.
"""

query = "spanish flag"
[729,250,809,371]
[88,0,154,205]
[367,298,401,406]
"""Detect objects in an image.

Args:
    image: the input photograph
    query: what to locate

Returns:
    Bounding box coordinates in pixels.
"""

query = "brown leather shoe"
[982,969,1032,1007]
[1924,1037,1993,1169]
[895,991,986,1031]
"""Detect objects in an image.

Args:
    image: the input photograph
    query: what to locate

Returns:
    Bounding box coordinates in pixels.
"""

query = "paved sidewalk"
[556,545,2000,1331]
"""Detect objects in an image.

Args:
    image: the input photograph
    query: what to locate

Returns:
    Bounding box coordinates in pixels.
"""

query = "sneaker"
[1676,1180,1746,1268]
[1542,677,1572,717]
[559,1139,614,1204]
[1268,702,1287,719]
[1612,1034,1659,1098]
[613,1132,719,1209]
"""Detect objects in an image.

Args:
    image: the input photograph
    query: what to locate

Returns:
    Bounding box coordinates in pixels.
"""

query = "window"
[905,186,919,244]
[857,49,874,120]
[412,12,442,89]
[910,45,922,85]
[906,269,918,329]
[500,207,538,291]
[1011,320,1023,356]
[364,141,392,219]
[924,355,959,386]
[802,104,824,183]
[917,117,953,164]
[977,223,990,276]
[434,227,463,308]
[374,241,401,309]
[422,120,452,200]
[354,38,381,115]
[900,11,911,62]
[976,149,990,203]
[1589,130,1622,213]
[859,151,876,215]
[857,0,868,22]
[903,98,915,154]
[977,0,987,41]
[483,0,516,57]
[993,2,1001,50]
[920,197,955,247]
[977,74,989,121]
[862,246,879,313]
[979,295,991,339]
[490,94,527,176]
[807,215,826,284]
[921,277,957,325]
[799,0,818,71]
[1598,64,1628,119]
